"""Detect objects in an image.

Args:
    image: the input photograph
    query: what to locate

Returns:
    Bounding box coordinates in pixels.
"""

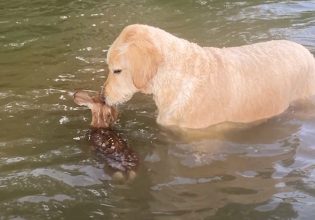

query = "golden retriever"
[102,24,315,129]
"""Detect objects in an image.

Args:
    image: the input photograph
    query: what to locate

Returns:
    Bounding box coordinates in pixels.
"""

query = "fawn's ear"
[73,91,94,109]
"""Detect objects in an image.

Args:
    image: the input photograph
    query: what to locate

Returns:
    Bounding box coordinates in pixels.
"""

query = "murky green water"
[1,0,315,219]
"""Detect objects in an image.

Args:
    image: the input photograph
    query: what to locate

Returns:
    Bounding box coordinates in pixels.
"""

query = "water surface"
[1,0,315,219]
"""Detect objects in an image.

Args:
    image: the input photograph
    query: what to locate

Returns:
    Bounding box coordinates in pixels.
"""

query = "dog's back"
[198,40,315,124]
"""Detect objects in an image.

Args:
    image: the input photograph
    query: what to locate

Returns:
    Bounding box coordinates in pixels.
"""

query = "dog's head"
[74,90,118,128]
[103,24,163,106]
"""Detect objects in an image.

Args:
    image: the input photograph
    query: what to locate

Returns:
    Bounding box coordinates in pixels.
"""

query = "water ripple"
[18,194,74,203]
[3,38,39,50]
[151,176,222,191]
[30,168,107,187]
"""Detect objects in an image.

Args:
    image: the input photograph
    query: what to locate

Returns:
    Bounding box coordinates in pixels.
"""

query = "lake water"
[1,0,315,219]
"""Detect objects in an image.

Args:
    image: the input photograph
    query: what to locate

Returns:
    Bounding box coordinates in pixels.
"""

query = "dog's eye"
[113,69,122,74]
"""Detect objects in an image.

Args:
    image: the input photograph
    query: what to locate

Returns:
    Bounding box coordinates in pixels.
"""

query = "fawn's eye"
[113,69,122,74]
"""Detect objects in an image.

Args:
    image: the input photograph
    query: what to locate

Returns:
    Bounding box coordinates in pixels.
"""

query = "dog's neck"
[146,29,218,126]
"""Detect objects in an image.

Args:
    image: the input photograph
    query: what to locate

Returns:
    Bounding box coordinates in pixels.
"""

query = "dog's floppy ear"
[126,40,162,90]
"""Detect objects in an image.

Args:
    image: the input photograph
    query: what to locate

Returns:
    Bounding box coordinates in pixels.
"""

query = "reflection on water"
[1,0,315,219]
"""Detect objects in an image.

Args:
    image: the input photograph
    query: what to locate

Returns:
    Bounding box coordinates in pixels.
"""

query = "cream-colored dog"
[103,24,315,129]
